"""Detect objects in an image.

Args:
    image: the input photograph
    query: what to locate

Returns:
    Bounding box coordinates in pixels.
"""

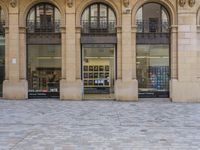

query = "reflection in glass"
[28,45,61,94]
[81,3,116,34]
[136,45,170,96]
[136,3,169,33]
[27,3,61,33]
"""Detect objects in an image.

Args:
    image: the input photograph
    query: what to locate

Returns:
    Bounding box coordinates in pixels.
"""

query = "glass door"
[0,36,5,97]
[82,44,115,99]
[136,44,170,98]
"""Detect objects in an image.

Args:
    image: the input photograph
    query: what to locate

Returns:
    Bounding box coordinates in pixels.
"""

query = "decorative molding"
[123,0,129,8]
[10,0,17,8]
[179,0,186,7]
[188,0,195,7]
[67,0,73,8]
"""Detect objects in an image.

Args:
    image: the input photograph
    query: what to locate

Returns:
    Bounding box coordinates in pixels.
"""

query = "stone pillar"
[169,25,178,99]
[171,4,200,102]
[115,11,138,101]
[75,26,81,80]
[60,3,82,100]
[116,27,122,79]
[3,4,28,99]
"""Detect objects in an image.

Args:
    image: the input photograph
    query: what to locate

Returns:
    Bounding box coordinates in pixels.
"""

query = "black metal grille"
[27,20,60,33]
[81,20,116,35]
[0,21,5,35]
[136,20,169,33]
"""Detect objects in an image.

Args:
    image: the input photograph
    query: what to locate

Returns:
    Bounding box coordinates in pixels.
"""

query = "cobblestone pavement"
[0,99,200,150]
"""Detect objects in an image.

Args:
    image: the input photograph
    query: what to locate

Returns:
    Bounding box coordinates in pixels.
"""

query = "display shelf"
[83,65,110,88]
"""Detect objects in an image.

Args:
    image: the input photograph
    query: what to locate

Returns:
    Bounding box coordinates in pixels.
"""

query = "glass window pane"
[28,45,61,93]
[137,45,169,93]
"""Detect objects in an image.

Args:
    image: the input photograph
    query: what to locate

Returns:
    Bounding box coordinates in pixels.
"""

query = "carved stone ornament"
[67,0,73,8]
[10,0,17,8]
[179,0,186,7]
[123,0,129,8]
[188,0,195,7]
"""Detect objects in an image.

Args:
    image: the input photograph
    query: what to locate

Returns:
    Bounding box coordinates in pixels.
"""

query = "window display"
[82,45,115,94]
[28,45,61,98]
[136,44,170,98]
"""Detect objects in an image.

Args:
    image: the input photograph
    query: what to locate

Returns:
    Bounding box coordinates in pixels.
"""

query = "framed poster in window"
[105,65,109,71]
[84,66,88,71]
[99,66,104,71]
[89,66,93,71]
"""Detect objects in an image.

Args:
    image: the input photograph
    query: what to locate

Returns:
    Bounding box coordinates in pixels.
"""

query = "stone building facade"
[0,0,200,102]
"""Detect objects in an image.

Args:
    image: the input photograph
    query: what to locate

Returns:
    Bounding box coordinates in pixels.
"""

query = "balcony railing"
[136,20,169,33]
[81,20,116,35]
[27,20,60,33]
[0,21,5,35]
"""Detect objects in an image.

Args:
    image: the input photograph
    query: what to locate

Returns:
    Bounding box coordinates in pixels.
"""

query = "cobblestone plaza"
[0,99,200,149]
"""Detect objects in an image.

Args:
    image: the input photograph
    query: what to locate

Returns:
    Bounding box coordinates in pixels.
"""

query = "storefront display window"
[82,44,115,95]
[27,45,61,98]
[136,45,170,97]
[136,3,170,98]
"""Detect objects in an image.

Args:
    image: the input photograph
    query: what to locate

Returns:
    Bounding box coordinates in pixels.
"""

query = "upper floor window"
[136,3,170,33]
[81,3,116,34]
[0,6,5,35]
[27,3,61,33]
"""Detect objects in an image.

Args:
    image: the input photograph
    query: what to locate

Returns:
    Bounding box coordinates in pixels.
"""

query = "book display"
[83,65,110,88]
[28,68,61,93]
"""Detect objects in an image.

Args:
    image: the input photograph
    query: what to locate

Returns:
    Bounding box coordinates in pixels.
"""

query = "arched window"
[26,3,62,98]
[81,3,116,34]
[136,3,170,33]
[27,3,61,33]
[136,3,171,98]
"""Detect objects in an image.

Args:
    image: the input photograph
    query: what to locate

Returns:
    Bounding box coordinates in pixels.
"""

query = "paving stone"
[0,99,200,149]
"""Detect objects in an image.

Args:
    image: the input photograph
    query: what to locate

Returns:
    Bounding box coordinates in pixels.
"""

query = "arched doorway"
[136,3,170,98]
[81,3,117,99]
[26,3,61,98]
[0,6,5,97]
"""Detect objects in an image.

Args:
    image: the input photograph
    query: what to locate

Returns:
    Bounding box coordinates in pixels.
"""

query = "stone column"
[61,27,66,80]
[60,2,82,100]
[75,26,81,80]
[169,25,178,99]
[171,4,200,102]
[3,4,28,99]
[115,10,138,101]
[131,25,137,80]
[116,26,122,79]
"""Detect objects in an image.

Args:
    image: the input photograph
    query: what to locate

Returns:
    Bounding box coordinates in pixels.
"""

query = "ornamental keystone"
[67,0,73,8]
[188,0,195,7]
[179,0,186,7]
[123,0,129,8]
[10,0,17,8]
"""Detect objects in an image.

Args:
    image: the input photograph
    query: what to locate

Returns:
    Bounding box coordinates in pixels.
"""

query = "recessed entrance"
[82,44,115,99]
